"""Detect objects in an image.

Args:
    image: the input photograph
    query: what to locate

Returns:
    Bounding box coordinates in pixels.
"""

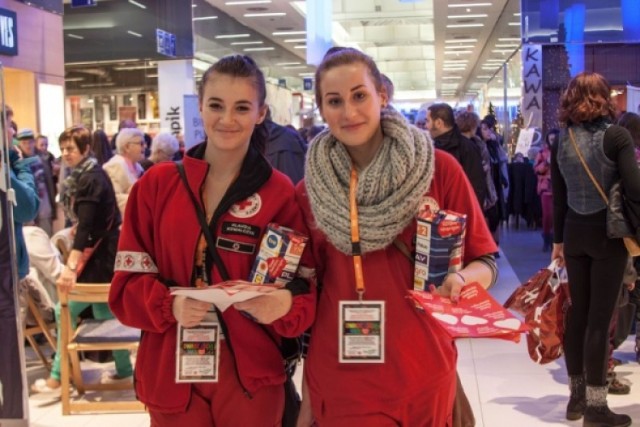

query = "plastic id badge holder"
[175,322,221,382]
[339,300,385,363]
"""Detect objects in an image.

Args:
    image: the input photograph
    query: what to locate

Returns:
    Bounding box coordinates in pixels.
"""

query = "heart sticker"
[432,312,459,325]
[493,318,522,330]
[266,257,287,278]
[461,315,488,326]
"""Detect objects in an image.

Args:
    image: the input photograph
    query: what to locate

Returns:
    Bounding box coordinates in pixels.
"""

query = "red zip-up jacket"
[109,142,316,413]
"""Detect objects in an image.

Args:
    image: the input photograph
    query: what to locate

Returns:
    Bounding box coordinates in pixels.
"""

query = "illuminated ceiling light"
[284,38,306,43]
[299,72,314,76]
[230,41,264,45]
[282,65,308,69]
[243,47,275,51]
[447,14,488,19]
[64,77,84,82]
[276,62,302,66]
[192,4,197,7]
[445,38,478,43]
[492,49,515,53]
[67,33,84,39]
[272,31,306,36]
[445,45,475,49]
[443,60,468,64]
[215,34,251,39]
[441,76,463,79]
[476,75,492,79]
[508,22,521,26]
[498,37,521,41]
[128,0,146,9]
[448,2,492,7]
[294,45,307,49]
[446,23,484,28]
[226,0,272,4]
[193,16,218,21]
[127,30,143,37]
[444,50,472,54]
[244,12,286,17]
[495,43,520,48]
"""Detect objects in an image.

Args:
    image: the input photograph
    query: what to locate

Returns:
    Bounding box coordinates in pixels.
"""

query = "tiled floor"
[25,223,640,426]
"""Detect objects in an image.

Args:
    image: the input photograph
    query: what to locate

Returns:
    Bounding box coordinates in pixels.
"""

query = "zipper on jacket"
[215,306,252,399]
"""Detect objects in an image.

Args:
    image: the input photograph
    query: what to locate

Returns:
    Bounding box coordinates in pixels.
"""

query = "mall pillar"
[157,60,195,140]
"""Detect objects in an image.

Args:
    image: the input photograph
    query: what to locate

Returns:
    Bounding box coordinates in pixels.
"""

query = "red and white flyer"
[409,282,530,342]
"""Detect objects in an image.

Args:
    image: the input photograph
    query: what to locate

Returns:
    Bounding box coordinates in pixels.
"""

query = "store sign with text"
[0,7,17,56]
[521,44,542,129]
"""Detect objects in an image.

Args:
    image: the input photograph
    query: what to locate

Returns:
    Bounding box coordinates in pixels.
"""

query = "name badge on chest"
[339,300,385,363]
[175,311,221,383]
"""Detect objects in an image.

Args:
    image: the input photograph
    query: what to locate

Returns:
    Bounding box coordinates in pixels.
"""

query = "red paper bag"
[525,272,570,364]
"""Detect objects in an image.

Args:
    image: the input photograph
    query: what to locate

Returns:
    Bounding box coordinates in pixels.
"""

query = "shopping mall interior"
[1,0,640,426]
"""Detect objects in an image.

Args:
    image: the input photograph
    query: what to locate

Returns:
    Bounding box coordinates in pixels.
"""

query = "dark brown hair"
[197,55,268,153]
[455,111,480,134]
[314,47,384,109]
[617,111,640,147]
[59,125,92,155]
[558,72,617,126]
[428,103,455,128]
[92,129,114,165]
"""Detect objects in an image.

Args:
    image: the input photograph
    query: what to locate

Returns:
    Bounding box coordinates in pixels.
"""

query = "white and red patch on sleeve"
[114,251,159,273]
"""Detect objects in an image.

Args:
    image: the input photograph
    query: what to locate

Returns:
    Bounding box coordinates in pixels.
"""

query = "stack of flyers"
[409,283,530,342]
[249,223,308,285]
[414,210,466,291]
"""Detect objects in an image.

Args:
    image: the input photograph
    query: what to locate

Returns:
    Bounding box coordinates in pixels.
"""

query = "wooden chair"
[58,282,145,415]
[23,292,57,371]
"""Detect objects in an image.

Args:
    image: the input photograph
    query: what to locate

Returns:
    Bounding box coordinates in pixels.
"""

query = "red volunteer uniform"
[296,150,497,425]
[109,143,316,418]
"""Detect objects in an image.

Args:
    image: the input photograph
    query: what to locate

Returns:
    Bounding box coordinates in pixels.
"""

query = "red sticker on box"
[438,220,463,237]
[267,257,287,278]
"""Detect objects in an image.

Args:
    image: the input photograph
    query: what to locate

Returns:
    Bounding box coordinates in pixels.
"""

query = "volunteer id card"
[176,322,220,382]
[339,301,385,363]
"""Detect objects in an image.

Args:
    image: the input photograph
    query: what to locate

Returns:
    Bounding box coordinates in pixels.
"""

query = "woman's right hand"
[551,243,565,268]
[172,295,213,327]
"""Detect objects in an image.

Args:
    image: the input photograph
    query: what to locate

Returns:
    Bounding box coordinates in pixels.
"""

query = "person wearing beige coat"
[102,128,145,219]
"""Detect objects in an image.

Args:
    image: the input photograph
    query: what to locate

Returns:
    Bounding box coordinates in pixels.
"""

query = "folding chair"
[23,292,57,371]
[58,282,144,415]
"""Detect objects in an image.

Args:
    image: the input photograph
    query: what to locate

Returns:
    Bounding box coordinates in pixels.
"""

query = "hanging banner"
[627,85,640,114]
[521,44,543,130]
[1,95,30,425]
[183,94,204,151]
[158,59,195,140]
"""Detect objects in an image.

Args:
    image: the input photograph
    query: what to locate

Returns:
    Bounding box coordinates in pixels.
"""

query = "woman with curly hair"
[551,72,640,426]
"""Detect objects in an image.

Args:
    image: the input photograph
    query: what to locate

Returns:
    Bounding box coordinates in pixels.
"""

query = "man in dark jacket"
[264,109,307,185]
[424,104,487,207]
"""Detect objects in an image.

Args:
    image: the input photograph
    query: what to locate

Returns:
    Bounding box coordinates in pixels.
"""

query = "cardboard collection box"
[414,210,467,291]
[249,223,308,285]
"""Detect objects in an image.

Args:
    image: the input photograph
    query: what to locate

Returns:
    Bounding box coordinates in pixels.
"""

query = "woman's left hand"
[431,272,465,303]
[233,289,292,324]
[57,266,77,294]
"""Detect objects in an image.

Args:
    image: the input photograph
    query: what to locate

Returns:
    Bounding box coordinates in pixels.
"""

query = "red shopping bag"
[504,261,571,364]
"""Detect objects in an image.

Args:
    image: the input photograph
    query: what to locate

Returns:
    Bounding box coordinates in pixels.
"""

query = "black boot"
[583,385,631,427]
[583,406,632,427]
[567,374,586,420]
[542,233,552,252]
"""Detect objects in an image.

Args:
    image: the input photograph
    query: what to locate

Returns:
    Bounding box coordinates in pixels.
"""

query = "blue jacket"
[7,150,40,279]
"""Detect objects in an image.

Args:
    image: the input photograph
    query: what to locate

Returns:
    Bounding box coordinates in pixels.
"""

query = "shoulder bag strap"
[568,128,609,205]
[176,162,230,281]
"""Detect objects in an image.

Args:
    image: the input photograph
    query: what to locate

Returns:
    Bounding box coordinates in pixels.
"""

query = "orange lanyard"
[349,165,365,300]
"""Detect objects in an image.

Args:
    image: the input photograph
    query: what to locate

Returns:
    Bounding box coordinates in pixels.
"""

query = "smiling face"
[318,62,387,153]
[199,72,267,155]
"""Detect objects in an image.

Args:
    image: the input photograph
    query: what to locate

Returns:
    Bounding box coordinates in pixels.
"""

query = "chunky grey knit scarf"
[305,106,435,255]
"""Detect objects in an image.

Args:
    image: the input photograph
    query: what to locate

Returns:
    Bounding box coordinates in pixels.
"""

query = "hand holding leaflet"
[409,282,530,342]
[170,280,283,312]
